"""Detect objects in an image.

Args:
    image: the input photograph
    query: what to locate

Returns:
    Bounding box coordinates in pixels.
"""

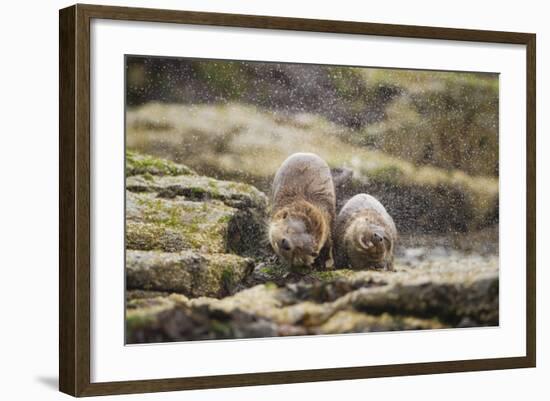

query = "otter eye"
[311,252,319,258]
[281,211,288,219]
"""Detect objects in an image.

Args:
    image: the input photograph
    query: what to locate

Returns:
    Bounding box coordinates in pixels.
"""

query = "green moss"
[328,67,365,100]
[128,192,237,253]
[194,60,250,99]
[264,282,278,290]
[210,320,233,336]
[217,215,232,224]
[235,182,254,193]
[125,297,174,331]
[207,180,222,198]
[126,151,195,176]
[369,165,406,184]
[186,222,200,234]
[257,263,288,280]
[188,187,207,197]
[163,207,182,228]
[142,172,154,181]
[259,266,275,275]
[221,268,235,291]
[126,312,155,331]
[312,269,356,282]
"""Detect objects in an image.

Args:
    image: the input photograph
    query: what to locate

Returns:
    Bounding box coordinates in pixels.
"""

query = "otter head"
[269,203,325,267]
[347,217,392,265]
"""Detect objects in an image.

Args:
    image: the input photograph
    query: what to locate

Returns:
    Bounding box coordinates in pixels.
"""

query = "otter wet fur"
[335,194,397,270]
[269,153,336,269]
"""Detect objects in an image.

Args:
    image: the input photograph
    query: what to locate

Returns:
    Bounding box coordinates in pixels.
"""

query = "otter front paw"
[371,260,393,271]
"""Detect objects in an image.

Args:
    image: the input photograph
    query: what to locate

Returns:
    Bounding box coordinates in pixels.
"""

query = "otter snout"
[279,238,292,252]
[269,223,319,267]
[360,230,384,250]
[372,232,383,244]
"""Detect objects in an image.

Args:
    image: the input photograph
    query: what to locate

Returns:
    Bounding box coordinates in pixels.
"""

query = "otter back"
[271,152,335,217]
[336,194,396,236]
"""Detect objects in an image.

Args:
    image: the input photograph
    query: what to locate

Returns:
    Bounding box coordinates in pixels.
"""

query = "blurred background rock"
[127,57,498,176]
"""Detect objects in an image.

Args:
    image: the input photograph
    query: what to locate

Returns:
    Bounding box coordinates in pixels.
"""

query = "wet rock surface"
[125,152,499,344]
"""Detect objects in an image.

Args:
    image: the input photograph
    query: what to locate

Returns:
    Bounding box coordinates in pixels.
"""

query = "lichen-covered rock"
[126,254,498,343]
[126,191,236,253]
[335,266,498,326]
[126,289,170,303]
[315,311,445,334]
[124,154,271,304]
[127,174,267,210]
[126,150,195,176]
[126,250,255,298]
[125,174,268,256]
[126,294,282,343]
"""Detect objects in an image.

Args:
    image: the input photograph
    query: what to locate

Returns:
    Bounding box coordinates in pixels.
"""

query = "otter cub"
[269,153,336,268]
[335,194,397,270]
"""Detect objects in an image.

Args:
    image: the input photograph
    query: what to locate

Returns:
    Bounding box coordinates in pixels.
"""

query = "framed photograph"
[59,4,536,397]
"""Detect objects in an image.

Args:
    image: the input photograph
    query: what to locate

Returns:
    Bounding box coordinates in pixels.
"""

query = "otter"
[269,153,336,269]
[335,194,397,270]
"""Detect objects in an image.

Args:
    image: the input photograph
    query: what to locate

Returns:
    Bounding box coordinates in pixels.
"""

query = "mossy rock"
[315,311,445,334]
[356,69,499,176]
[126,293,280,343]
[126,254,498,342]
[126,250,255,298]
[126,174,268,256]
[126,173,267,210]
[126,191,236,253]
[126,295,178,341]
[126,150,195,176]
[126,289,171,304]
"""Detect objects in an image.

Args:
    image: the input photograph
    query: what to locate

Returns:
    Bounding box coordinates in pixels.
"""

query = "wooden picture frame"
[59,3,536,397]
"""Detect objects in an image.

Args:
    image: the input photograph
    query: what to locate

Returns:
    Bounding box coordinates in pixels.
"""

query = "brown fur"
[269,153,336,268]
[335,194,397,270]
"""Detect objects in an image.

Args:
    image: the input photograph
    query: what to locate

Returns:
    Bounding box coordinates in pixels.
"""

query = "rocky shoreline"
[125,152,498,343]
